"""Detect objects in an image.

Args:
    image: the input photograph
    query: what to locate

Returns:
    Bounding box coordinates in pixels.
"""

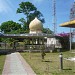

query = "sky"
[0,0,75,33]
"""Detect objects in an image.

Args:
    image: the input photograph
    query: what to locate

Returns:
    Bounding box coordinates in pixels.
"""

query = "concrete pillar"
[36,39,38,44]
[70,28,72,51]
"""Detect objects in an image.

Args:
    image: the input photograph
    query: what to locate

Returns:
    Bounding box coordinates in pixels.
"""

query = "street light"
[59,53,63,70]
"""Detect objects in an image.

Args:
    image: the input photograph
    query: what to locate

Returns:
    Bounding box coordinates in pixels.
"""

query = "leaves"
[0,20,21,34]
[42,28,53,34]
[17,2,37,16]
[17,1,45,32]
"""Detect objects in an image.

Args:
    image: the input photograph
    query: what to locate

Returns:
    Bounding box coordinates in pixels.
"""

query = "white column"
[70,28,72,51]
[36,39,37,44]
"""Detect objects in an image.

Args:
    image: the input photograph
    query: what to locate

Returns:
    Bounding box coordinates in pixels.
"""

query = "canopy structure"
[60,20,75,51]
[60,20,75,28]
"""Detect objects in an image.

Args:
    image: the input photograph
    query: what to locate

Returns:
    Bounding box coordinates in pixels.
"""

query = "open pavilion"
[0,18,57,52]
[60,20,75,28]
[60,20,75,50]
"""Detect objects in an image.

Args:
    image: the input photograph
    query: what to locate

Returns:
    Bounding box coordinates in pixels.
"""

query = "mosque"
[0,17,61,52]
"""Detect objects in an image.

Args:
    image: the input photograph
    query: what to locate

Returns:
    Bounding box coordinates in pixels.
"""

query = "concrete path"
[2,52,36,75]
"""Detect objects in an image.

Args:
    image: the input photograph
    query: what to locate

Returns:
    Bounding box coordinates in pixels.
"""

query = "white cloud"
[0,0,12,13]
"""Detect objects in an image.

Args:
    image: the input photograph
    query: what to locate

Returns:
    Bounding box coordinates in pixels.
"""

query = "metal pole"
[70,28,72,51]
[52,0,57,34]
[69,1,75,51]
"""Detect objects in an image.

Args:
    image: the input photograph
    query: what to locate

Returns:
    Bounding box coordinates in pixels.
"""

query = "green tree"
[17,1,45,32]
[42,28,53,34]
[0,20,21,34]
[19,18,28,32]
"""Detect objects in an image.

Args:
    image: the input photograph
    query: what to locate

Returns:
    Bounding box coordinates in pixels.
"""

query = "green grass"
[21,51,75,75]
[0,55,6,75]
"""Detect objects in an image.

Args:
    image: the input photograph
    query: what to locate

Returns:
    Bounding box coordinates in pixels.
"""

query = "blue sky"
[0,0,75,33]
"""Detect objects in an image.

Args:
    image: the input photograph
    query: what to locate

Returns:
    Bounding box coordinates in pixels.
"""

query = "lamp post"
[59,53,63,70]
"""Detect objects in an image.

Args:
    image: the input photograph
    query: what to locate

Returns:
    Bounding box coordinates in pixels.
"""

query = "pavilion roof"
[60,20,75,28]
[0,33,54,38]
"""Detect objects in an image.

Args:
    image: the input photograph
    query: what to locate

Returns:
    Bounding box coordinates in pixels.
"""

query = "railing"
[0,33,53,37]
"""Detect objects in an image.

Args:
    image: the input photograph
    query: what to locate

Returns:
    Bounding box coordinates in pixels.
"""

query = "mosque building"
[0,17,61,52]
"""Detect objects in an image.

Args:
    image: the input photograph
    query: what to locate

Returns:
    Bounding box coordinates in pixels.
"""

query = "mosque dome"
[29,17,43,33]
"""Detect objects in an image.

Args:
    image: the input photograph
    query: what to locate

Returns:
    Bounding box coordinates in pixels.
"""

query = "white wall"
[47,38,62,48]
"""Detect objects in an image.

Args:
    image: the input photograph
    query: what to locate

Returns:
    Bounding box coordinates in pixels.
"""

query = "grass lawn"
[0,55,6,75]
[21,51,75,75]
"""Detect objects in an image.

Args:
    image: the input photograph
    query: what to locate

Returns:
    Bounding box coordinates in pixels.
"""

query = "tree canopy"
[0,1,52,34]
[17,1,45,32]
[0,20,22,34]
[43,28,53,34]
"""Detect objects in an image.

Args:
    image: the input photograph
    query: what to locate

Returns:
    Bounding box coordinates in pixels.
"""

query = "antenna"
[70,0,75,20]
[52,0,57,34]
[69,0,75,51]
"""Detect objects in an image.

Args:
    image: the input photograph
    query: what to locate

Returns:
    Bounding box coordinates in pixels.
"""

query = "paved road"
[2,52,36,75]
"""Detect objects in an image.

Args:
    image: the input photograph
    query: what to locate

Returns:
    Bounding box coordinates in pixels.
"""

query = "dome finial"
[35,17,37,18]
[35,17,38,20]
